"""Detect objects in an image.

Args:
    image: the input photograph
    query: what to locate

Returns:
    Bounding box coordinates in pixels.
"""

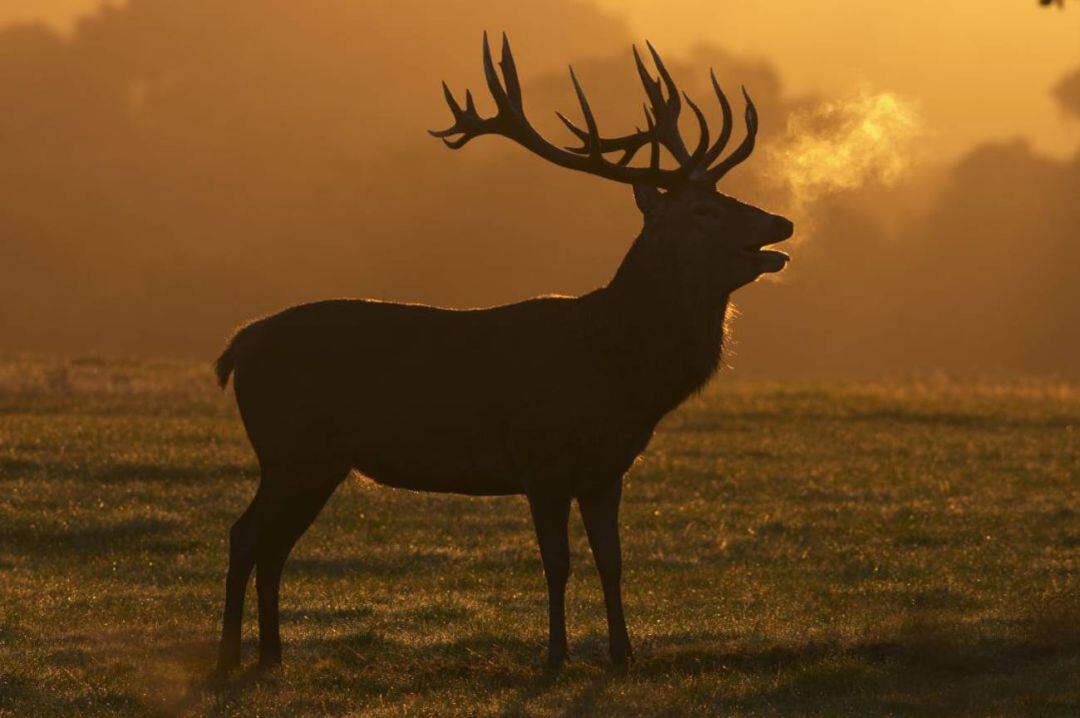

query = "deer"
[213,33,793,674]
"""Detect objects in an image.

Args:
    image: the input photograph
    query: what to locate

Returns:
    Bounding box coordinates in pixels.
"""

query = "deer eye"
[693,205,717,218]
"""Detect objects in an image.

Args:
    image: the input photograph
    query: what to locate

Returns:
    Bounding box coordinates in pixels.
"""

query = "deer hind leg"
[578,477,632,665]
[254,466,346,669]
[218,493,261,674]
[527,490,573,669]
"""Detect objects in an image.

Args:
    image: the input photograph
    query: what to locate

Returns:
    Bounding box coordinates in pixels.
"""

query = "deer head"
[431,33,793,298]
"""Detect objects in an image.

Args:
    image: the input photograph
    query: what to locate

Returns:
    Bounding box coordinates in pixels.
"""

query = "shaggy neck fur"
[597,222,730,422]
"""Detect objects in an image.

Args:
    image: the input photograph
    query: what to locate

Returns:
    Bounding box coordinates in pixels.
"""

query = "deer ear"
[633,184,662,214]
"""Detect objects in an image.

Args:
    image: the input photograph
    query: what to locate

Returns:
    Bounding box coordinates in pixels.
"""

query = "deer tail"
[214,341,236,390]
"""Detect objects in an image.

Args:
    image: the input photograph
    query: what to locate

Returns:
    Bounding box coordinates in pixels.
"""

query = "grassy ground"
[0,355,1077,717]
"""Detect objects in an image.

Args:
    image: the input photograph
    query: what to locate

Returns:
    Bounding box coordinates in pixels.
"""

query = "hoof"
[258,654,282,673]
[543,652,567,675]
[209,667,234,688]
[216,649,241,679]
[610,643,634,668]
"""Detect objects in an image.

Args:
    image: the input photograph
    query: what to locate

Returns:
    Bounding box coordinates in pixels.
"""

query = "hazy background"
[1,0,1078,376]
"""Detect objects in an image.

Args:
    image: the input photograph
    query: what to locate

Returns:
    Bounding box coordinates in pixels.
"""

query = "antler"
[706,85,757,182]
[430,33,684,188]
[560,45,758,183]
[556,43,701,168]
[430,33,757,189]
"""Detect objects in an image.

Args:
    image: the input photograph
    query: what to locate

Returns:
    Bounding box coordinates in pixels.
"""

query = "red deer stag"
[214,33,793,673]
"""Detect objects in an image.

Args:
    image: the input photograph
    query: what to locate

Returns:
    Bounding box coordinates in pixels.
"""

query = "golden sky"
[600,0,1080,158]
[6,1,1078,158]
[1,0,1078,373]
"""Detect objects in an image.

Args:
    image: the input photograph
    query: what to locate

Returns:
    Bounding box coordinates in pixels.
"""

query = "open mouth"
[752,248,790,273]
[743,223,793,274]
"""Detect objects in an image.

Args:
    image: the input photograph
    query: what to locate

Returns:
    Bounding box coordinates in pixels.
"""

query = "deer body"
[221,291,657,499]
[215,35,793,673]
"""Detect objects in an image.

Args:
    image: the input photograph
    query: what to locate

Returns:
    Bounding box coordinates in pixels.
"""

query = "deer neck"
[598,227,730,419]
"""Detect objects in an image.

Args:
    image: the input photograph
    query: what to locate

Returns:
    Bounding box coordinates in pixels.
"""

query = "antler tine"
[700,70,734,168]
[633,44,690,163]
[645,41,682,121]
[644,105,660,171]
[440,81,463,119]
[568,65,602,160]
[555,110,656,166]
[707,86,758,181]
[614,104,657,168]
[631,45,665,111]
[481,31,511,113]
[499,33,523,112]
[429,32,692,188]
[554,110,588,144]
[682,92,710,172]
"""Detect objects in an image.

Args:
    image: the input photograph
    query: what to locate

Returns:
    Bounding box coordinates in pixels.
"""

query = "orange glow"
[0,1,1078,376]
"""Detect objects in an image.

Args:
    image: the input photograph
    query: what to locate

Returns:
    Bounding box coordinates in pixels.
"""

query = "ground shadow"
[51,606,1079,717]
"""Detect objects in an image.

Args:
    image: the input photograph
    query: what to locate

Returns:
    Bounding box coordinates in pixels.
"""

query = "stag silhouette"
[215,33,793,673]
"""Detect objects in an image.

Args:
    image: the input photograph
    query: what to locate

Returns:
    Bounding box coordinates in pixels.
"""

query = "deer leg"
[578,477,632,665]
[218,493,261,674]
[255,475,342,669]
[527,491,572,669]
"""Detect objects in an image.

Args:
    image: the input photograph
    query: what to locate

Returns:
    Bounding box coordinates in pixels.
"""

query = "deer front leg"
[578,477,632,665]
[526,491,572,669]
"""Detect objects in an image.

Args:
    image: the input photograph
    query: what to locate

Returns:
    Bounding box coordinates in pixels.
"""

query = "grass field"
[0,356,1077,716]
